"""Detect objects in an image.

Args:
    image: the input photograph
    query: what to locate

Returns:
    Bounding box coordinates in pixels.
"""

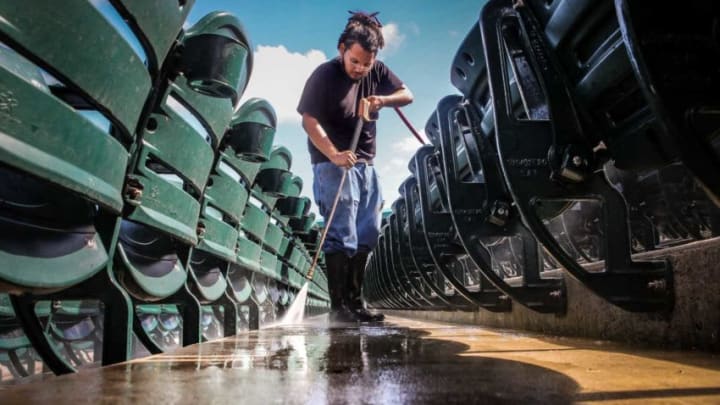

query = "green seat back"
[289,243,305,270]
[290,210,315,234]
[226,98,277,163]
[287,176,303,197]
[259,250,279,281]
[207,162,250,224]
[169,76,234,147]
[241,196,270,242]
[0,1,152,137]
[255,146,293,197]
[276,197,307,219]
[181,12,253,105]
[195,208,239,263]
[223,155,262,188]
[236,234,262,273]
[277,235,291,259]
[0,48,127,212]
[112,0,196,72]
[260,146,293,171]
[125,90,216,244]
[275,176,306,218]
[220,101,278,196]
[194,148,249,261]
[263,221,284,254]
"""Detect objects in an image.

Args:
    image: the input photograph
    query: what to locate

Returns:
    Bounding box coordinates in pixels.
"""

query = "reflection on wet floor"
[1,316,719,404]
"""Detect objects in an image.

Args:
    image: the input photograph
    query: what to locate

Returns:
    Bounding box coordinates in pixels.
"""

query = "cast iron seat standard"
[366,222,398,309]
[138,302,224,347]
[366,244,396,309]
[364,252,384,308]
[523,0,720,258]
[39,300,105,369]
[408,140,516,313]
[374,177,475,310]
[390,194,461,310]
[221,98,276,330]
[429,96,564,313]
[0,0,196,374]
[115,11,252,352]
[136,304,185,350]
[450,4,673,312]
[0,299,99,374]
[382,211,432,310]
[388,201,448,310]
[373,216,419,310]
[378,215,418,310]
[386,198,445,310]
[0,294,38,378]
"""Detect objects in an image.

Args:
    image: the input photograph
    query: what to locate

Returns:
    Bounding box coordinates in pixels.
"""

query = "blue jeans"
[312,162,383,256]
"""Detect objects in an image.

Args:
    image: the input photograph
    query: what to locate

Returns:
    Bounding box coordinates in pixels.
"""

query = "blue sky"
[188,1,487,215]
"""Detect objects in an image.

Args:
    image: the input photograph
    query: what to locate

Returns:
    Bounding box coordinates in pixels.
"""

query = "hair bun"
[347,10,382,28]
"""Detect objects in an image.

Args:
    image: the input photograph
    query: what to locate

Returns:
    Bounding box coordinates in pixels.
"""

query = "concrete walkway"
[1,316,719,404]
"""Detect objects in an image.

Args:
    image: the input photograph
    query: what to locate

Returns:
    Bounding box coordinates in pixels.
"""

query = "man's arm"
[302,113,357,168]
[366,86,414,113]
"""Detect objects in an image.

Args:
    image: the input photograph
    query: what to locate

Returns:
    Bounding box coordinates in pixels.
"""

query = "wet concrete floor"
[1,316,719,404]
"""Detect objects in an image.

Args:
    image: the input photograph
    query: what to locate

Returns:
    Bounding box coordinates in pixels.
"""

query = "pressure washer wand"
[305,101,369,281]
[393,106,426,145]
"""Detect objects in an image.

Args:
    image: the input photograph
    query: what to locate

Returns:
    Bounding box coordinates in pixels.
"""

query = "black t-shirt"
[297,57,404,164]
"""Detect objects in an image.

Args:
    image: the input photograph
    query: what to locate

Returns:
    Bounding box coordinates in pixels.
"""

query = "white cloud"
[377,135,423,202]
[379,23,406,57]
[397,132,426,153]
[239,45,327,124]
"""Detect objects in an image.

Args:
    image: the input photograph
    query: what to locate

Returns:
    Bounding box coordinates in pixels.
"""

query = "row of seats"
[0,1,328,379]
[364,0,720,316]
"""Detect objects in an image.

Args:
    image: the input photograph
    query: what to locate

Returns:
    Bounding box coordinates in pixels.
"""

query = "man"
[297,11,413,322]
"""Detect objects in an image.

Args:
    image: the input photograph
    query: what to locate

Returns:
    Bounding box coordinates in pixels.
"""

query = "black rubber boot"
[324,252,361,323]
[347,252,384,322]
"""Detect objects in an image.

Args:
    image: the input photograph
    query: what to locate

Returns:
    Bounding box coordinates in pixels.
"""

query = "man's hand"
[330,150,357,168]
[364,95,385,113]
